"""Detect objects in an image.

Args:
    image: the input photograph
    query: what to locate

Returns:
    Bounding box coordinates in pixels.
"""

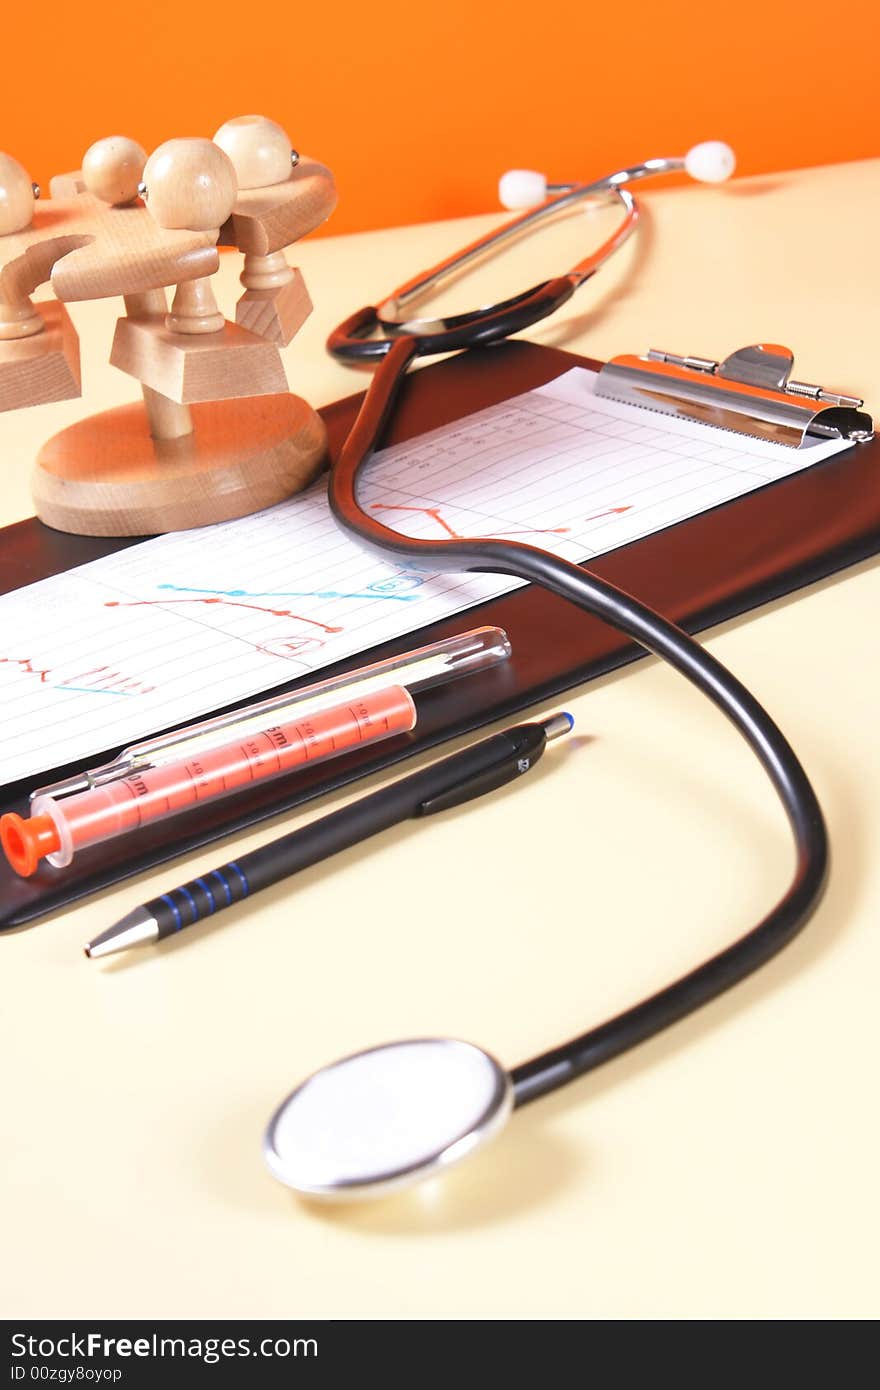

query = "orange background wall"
[5,0,877,236]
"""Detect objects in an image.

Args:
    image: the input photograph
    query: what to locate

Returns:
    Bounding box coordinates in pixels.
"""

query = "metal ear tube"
[329,144,737,363]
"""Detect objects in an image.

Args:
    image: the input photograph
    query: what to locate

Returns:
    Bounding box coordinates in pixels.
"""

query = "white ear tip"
[684,141,736,183]
[498,169,547,210]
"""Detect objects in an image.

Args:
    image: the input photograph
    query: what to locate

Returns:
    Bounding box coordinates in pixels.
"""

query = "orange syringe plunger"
[0,685,416,877]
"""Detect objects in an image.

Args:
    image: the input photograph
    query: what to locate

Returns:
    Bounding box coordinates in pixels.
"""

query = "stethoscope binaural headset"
[263,142,830,1202]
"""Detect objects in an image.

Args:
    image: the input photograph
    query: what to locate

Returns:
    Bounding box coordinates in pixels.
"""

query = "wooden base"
[32,393,327,536]
[0,302,81,412]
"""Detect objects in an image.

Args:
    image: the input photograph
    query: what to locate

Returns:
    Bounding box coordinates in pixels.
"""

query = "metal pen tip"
[543,712,574,741]
[84,907,159,959]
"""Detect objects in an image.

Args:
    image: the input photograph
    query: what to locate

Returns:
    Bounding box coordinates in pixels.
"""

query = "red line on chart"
[0,656,52,684]
[584,506,633,523]
[369,503,634,538]
[0,657,150,695]
[104,597,343,635]
[369,504,571,539]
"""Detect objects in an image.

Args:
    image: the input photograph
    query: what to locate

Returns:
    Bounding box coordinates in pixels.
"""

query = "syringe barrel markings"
[1,685,416,875]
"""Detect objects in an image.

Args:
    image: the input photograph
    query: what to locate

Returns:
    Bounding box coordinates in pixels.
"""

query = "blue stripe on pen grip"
[211,869,233,906]
[161,884,207,932]
[160,894,185,932]
[156,864,248,936]
[227,862,250,898]
[178,884,199,922]
[194,877,216,914]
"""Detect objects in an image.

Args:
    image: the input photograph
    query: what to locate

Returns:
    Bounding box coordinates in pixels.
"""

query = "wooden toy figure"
[0,121,336,536]
[0,153,81,406]
[213,116,314,345]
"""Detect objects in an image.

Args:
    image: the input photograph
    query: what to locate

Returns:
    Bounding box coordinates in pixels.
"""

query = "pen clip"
[417,752,537,816]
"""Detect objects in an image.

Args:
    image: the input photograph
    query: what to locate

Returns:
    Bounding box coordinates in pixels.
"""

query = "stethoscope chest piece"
[263,1037,513,1200]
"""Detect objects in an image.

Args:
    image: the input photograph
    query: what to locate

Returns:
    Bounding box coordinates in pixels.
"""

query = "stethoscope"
[263,142,829,1202]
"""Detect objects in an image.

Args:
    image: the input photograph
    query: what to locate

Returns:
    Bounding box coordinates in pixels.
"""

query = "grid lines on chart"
[0,367,847,784]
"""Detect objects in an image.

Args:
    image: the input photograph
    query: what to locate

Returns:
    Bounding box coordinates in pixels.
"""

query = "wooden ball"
[213,115,293,190]
[0,152,36,235]
[82,135,147,205]
[142,138,238,231]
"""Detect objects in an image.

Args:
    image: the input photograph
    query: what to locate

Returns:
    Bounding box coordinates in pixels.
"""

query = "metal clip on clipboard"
[595,342,874,448]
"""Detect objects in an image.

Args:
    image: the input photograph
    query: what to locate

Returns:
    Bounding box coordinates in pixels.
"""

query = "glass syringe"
[0,626,511,877]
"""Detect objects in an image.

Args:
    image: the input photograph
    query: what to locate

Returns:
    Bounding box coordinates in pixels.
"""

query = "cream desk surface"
[1,159,878,1320]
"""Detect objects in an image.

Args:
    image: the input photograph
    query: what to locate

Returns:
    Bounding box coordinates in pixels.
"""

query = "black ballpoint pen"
[84,712,574,958]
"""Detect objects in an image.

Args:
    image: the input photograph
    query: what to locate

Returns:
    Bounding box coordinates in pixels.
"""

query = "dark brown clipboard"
[2,340,878,929]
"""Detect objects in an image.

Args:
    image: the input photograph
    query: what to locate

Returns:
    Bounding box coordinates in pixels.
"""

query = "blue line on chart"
[156,580,425,603]
[54,686,137,696]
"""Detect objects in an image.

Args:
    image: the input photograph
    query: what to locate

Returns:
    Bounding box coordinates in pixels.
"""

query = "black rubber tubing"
[327,335,830,1106]
[326,279,577,362]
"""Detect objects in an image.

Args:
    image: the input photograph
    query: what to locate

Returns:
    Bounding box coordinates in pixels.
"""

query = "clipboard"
[2,339,878,929]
